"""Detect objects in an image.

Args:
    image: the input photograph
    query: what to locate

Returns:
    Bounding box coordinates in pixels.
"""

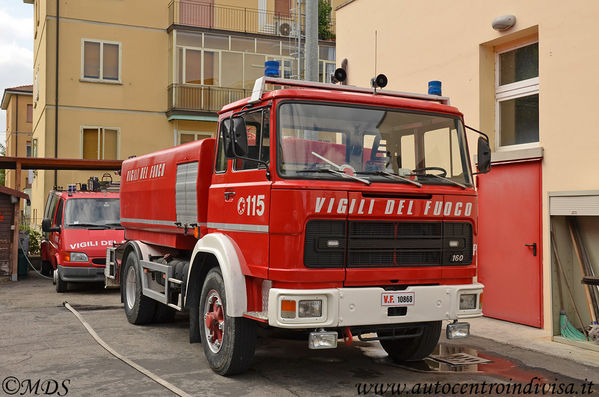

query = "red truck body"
[108,77,488,375]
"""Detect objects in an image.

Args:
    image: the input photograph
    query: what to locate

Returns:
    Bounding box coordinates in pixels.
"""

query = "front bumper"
[58,264,105,282]
[268,283,483,328]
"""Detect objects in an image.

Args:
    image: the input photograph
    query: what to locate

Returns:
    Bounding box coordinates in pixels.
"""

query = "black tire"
[55,268,67,293]
[153,303,176,323]
[122,252,157,325]
[41,260,53,276]
[199,268,256,376]
[378,321,442,362]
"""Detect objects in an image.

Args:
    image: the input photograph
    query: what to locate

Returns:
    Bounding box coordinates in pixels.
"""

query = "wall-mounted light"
[492,15,516,31]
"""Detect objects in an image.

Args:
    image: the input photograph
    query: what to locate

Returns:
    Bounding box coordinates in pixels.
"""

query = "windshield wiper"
[411,173,467,189]
[298,168,371,186]
[104,222,124,229]
[357,171,422,187]
[67,223,109,229]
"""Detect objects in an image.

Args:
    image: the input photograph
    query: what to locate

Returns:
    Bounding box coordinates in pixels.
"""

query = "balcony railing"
[168,0,335,40]
[168,84,251,113]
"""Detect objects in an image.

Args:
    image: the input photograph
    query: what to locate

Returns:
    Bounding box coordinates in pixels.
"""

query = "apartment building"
[1,85,33,216]
[337,0,599,348]
[26,0,339,222]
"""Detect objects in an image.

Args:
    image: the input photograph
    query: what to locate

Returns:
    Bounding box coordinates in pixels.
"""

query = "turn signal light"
[281,299,296,318]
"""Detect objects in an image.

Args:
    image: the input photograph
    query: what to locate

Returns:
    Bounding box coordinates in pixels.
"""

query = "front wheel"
[122,252,156,325]
[199,268,256,376]
[55,269,67,293]
[378,321,442,362]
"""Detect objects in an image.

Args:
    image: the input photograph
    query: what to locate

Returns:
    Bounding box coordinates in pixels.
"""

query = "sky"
[0,2,34,147]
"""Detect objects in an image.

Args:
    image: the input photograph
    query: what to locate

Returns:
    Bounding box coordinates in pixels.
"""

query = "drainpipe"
[304,0,318,82]
[54,0,59,187]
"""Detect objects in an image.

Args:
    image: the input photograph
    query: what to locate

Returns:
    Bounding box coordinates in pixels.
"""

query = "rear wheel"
[199,268,256,375]
[378,321,442,362]
[123,252,156,324]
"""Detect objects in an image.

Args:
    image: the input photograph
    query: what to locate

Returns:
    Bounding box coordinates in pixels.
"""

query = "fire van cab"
[41,187,124,292]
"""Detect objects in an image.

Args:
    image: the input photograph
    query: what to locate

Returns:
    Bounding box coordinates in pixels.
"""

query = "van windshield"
[277,103,472,186]
[64,198,121,229]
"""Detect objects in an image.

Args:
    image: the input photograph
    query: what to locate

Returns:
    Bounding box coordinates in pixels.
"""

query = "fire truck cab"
[41,177,124,292]
[107,76,491,375]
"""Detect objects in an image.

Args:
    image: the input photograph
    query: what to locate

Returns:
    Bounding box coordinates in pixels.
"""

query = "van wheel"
[378,321,442,362]
[123,252,156,324]
[55,269,67,293]
[199,268,256,375]
[41,260,52,276]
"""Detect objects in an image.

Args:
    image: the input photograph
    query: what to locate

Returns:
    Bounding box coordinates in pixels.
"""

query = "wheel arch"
[185,233,247,317]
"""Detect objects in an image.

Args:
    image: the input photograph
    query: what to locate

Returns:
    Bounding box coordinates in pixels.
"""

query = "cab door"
[48,198,64,267]
[208,108,272,279]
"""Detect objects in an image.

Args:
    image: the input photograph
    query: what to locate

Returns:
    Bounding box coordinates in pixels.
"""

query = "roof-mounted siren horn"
[331,68,347,84]
[370,74,388,94]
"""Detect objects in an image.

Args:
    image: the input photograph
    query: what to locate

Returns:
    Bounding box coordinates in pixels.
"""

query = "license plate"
[381,292,415,307]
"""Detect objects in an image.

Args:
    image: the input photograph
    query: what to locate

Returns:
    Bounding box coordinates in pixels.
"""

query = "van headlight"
[67,252,89,262]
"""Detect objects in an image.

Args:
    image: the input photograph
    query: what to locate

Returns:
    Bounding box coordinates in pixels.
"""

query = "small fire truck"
[41,177,124,293]
[106,75,491,375]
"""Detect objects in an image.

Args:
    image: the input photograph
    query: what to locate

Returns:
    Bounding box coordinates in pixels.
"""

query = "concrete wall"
[336,0,599,333]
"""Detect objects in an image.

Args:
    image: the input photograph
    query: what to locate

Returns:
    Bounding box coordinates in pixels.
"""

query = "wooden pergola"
[1,156,123,281]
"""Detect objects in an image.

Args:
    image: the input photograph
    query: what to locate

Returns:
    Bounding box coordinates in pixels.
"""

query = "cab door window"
[53,200,64,228]
[234,109,270,171]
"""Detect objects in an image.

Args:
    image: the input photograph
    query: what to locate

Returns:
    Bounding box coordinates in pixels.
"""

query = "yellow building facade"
[26,0,340,225]
[337,0,599,344]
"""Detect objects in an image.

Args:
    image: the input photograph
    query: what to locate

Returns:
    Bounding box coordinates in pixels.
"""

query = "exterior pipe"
[54,0,59,187]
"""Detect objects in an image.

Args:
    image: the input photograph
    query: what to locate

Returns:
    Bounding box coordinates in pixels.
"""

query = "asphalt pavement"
[1,273,597,396]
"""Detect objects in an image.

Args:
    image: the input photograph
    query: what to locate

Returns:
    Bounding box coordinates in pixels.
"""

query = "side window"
[215,123,227,173]
[235,109,269,171]
[216,109,271,173]
[53,200,64,228]
[44,194,58,220]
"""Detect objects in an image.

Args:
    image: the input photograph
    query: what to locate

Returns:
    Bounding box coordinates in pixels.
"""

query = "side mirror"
[41,218,61,233]
[223,117,248,158]
[477,137,491,174]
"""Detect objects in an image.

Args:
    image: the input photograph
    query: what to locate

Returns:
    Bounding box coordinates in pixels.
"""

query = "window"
[82,39,121,82]
[81,127,119,159]
[496,42,539,148]
[215,109,270,172]
[32,139,38,157]
[26,141,32,157]
[178,131,212,145]
[26,104,33,123]
[234,109,270,170]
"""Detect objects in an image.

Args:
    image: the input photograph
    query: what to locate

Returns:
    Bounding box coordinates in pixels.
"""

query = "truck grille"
[304,220,473,268]
[348,221,472,267]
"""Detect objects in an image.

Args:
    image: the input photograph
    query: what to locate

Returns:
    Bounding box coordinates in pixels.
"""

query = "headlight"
[67,252,89,262]
[298,300,322,318]
[459,293,477,310]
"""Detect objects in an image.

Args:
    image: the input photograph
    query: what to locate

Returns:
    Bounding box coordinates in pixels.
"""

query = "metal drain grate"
[429,353,491,366]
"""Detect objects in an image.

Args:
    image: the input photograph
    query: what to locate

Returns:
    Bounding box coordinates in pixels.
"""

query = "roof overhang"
[1,89,33,110]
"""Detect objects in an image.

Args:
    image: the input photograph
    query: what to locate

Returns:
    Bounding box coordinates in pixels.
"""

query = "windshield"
[277,103,472,186]
[64,198,121,228]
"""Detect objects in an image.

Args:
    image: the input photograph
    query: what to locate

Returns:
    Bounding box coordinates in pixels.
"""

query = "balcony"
[168,84,251,114]
[168,0,335,40]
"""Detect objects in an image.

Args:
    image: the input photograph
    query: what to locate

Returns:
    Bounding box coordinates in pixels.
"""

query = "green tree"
[0,143,5,186]
[318,0,334,40]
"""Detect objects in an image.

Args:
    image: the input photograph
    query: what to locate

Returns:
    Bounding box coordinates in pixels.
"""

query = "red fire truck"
[106,75,491,375]
[41,177,124,293]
